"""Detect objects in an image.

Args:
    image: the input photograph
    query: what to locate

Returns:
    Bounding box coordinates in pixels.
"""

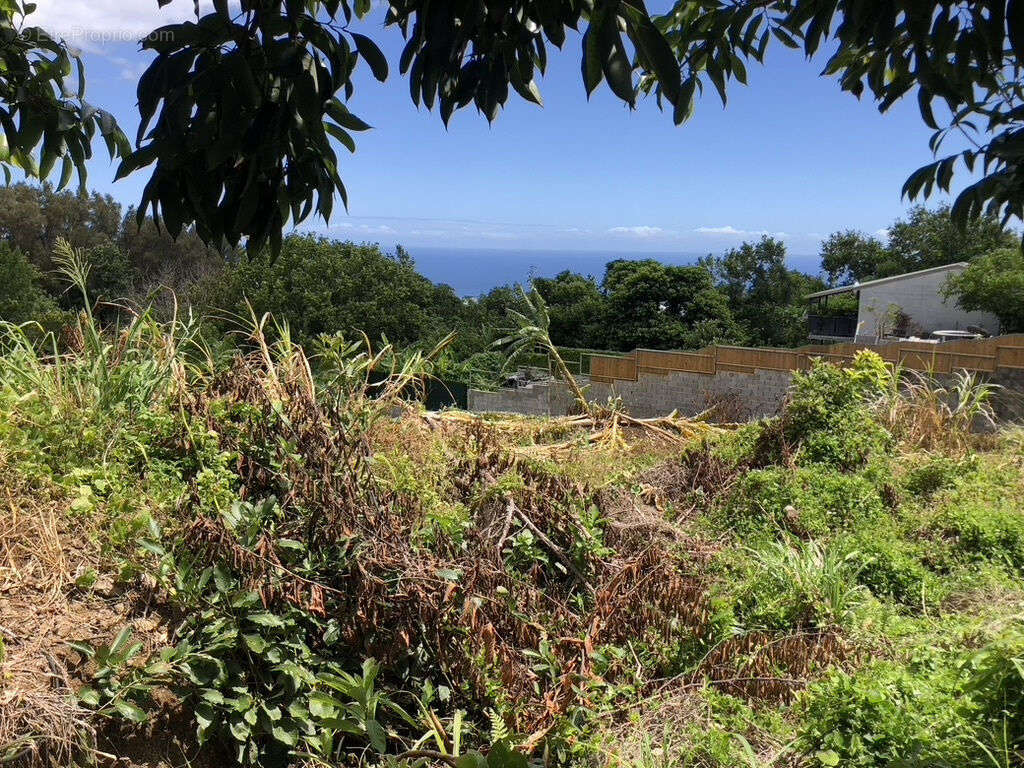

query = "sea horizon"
[401,245,823,297]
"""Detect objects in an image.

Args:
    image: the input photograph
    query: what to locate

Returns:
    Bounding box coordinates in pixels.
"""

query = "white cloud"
[874,228,890,240]
[607,225,668,237]
[694,225,744,235]
[694,225,788,238]
[333,222,395,234]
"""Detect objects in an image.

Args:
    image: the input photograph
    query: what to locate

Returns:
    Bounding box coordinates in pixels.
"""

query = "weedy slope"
[0,255,1022,768]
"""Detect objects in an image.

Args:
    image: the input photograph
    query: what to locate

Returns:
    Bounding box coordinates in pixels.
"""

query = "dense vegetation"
[1,249,1022,767]
[2,185,1021,381]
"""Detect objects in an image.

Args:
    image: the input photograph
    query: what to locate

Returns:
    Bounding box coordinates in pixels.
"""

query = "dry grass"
[0,458,173,766]
[878,369,1000,456]
[0,462,93,766]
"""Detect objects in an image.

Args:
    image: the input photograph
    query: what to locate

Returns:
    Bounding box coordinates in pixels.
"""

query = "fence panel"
[586,333,1022,384]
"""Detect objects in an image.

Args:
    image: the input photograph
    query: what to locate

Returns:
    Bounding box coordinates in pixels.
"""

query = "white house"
[806,263,1001,343]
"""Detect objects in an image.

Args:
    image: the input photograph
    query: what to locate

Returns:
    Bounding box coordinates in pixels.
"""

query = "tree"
[600,260,742,351]
[942,247,1024,332]
[3,1,1024,253]
[702,236,825,347]
[197,235,463,347]
[533,271,606,348]
[886,205,1017,270]
[0,242,60,325]
[0,183,121,274]
[819,205,1018,285]
[0,2,128,191]
[819,230,890,286]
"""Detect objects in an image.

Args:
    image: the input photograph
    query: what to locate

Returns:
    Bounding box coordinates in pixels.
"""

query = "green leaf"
[1009,0,1024,60]
[353,33,388,82]
[114,699,149,723]
[816,750,841,767]
[78,687,101,707]
[242,633,267,653]
[271,723,299,746]
[247,612,285,628]
[365,718,387,753]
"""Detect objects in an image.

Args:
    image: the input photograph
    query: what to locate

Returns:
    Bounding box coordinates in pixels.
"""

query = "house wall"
[855,266,1000,341]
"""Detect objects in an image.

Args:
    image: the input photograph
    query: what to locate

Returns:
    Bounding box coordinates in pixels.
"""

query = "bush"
[798,661,972,767]
[962,628,1024,759]
[0,242,62,327]
[723,465,888,538]
[729,538,867,631]
[836,525,936,606]
[766,353,893,471]
[903,454,973,498]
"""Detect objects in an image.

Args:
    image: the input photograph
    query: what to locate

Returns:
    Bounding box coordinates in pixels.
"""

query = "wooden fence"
[588,334,1024,384]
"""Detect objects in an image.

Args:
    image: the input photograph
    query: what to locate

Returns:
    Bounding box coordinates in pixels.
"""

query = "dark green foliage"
[120,1,385,254]
[532,272,606,349]
[701,236,826,348]
[5,2,1024,252]
[0,242,60,325]
[657,4,1024,226]
[903,455,970,498]
[0,183,226,311]
[885,205,1017,273]
[197,235,462,348]
[819,205,1017,286]
[943,246,1024,333]
[819,230,891,287]
[0,2,128,190]
[599,259,743,351]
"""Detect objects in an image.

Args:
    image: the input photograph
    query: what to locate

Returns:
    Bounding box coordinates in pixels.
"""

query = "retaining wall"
[467,366,1024,422]
[467,367,794,420]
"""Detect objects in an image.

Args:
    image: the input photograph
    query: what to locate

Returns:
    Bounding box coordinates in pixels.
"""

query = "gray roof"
[805,262,969,300]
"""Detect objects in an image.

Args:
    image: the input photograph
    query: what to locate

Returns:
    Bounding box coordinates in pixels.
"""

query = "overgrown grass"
[1,265,1022,768]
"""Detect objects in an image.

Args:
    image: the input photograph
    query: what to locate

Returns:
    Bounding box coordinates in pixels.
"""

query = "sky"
[26,0,976,260]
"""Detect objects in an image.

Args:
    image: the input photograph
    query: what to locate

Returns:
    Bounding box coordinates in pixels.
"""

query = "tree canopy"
[819,205,1018,285]
[701,236,826,347]
[943,247,1024,332]
[1,0,1024,253]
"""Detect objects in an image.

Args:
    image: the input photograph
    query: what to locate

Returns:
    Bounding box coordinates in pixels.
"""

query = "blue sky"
[29,1,972,260]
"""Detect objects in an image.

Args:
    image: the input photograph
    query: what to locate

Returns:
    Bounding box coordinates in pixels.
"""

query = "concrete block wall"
[468,368,794,420]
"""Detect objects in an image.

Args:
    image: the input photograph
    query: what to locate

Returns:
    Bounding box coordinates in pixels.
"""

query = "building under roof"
[805,262,1001,343]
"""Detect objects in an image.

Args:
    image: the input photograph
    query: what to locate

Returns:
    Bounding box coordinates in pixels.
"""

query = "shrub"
[0,241,63,328]
[903,454,974,498]
[723,465,888,538]
[928,498,1024,572]
[798,661,972,767]
[962,628,1024,760]
[730,538,867,631]
[758,353,893,471]
[836,525,937,607]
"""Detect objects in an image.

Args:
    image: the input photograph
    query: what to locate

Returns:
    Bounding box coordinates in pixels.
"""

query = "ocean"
[404,246,823,297]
